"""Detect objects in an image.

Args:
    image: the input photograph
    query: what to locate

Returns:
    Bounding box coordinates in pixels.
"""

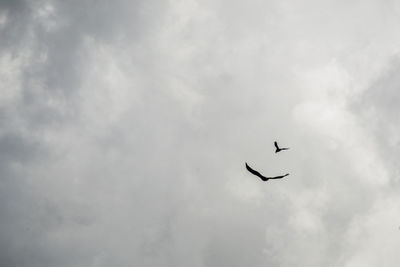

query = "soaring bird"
[274,141,289,153]
[245,163,289,181]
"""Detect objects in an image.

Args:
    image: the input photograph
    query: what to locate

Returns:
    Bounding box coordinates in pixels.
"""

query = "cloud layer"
[2,0,400,266]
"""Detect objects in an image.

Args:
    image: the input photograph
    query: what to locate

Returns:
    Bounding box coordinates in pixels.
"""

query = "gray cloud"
[2,0,400,266]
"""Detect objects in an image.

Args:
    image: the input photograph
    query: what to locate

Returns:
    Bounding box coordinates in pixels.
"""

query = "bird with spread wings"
[274,141,289,153]
[245,163,289,181]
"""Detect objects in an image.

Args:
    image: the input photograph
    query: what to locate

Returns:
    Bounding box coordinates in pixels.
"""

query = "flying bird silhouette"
[245,163,289,181]
[274,141,289,153]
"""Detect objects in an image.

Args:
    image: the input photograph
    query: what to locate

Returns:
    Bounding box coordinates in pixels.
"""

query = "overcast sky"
[1,0,400,266]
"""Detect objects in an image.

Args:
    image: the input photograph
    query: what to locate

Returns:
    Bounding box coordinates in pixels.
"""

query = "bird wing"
[268,173,290,179]
[245,163,261,176]
[245,163,268,181]
[274,141,279,150]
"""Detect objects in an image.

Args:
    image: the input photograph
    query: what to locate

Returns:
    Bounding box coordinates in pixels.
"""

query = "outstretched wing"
[245,163,268,181]
[274,141,279,150]
[268,173,290,179]
[245,163,262,176]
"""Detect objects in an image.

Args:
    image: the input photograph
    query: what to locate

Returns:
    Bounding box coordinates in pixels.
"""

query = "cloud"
[2,0,400,266]
[340,194,400,267]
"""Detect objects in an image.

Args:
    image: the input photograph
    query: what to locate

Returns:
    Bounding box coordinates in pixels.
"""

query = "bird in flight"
[274,141,289,153]
[245,163,289,181]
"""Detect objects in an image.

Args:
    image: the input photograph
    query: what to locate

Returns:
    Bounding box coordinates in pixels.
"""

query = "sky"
[1,0,400,266]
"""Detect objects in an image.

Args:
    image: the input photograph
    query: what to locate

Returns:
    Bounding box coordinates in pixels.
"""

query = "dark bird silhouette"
[274,141,289,153]
[245,163,289,181]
